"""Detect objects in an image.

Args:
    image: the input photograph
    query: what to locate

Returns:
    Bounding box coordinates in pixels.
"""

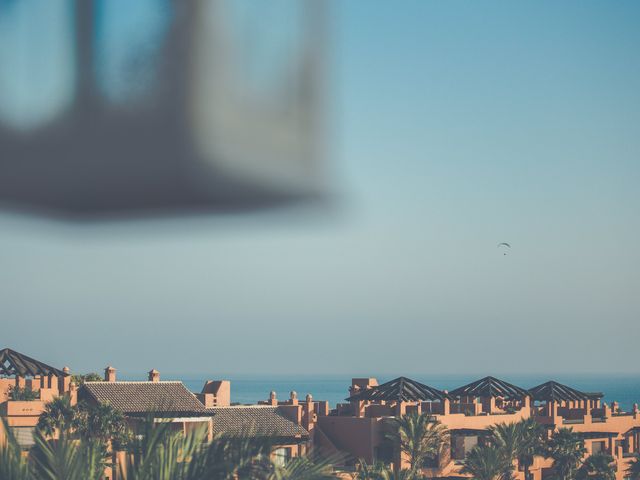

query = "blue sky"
[0,0,639,376]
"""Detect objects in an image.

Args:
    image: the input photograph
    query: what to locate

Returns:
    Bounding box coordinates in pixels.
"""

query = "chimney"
[289,390,298,405]
[61,367,71,392]
[148,369,160,382]
[104,366,116,382]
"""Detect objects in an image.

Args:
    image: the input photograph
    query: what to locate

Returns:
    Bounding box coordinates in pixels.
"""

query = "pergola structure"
[0,348,68,378]
[1,348,72,450]
[346,376,448,403]
[528,380,605,420]
[0,348,70,403]
[448,376,530,415]
[529,380,601,403]
[449,376,529,399]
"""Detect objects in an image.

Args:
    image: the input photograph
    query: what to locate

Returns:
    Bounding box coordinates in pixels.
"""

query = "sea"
[123,373,640,411]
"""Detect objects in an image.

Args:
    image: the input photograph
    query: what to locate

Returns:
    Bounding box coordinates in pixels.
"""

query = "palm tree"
[547,428,586,480]
[487,422,521,480]
[626,455,640,480]
[461,444,508,480]
[2,415,341,480]
[353,461,388,480]
[385,412,448,474]
[270,454,338,480]
[0,417,31,479]
[577,453,616,480]
[36,396,76,437]
[30,429,105,480]
[515,418,547,480]
[74,402,127,447]
[353,461,417,480]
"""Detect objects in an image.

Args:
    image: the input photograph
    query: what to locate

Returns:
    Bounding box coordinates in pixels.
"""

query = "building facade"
[315,376,640,480]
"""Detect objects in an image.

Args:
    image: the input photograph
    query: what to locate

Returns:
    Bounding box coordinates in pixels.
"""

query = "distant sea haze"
[120,373,640,411]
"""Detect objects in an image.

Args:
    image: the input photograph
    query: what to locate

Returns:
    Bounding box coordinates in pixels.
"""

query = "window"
[452,435,478,461]
[10,427,35,449]
[273,447,291,467]
[591,441,606,454]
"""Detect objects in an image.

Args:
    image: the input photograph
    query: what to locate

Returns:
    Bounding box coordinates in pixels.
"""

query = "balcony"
[0,400,46,417]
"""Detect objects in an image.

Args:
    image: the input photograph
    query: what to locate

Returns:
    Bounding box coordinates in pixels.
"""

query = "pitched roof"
[80,381,208,417]
[449,376,529,399]
[0,348,68,378]
[528,381,592,402]
[346,376,448,402]
[209,406,309,440]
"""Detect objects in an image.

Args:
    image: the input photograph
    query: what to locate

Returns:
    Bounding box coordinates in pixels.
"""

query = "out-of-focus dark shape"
[497,242,511,255]
[0,0,326,218]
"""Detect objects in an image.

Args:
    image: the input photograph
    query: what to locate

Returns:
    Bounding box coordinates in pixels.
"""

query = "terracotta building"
[315,376,640,480]
[3,348,639,480]
[0,348,73,448]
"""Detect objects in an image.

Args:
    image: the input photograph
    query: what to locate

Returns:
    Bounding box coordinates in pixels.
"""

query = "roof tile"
[80,381,207,416]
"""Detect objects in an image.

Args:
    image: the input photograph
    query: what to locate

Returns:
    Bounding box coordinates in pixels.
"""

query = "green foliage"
[461,444,508,480]
[73,401,128,449]
[0,418,31,479]
[385,412,448,474]
[36,396,76,437]
[353,460,391,480]
[486,418,547,480]
[36,397,127,455]
[2,415,340,480]
[547,428,586,480]
[577,453,616,480]
[515,418,547,480]
[30,430,105,480]
[487,421,520,480]
[70,373,102,386]
[626,454,640,480]
[8,386,40,401]
[353,460,417,480]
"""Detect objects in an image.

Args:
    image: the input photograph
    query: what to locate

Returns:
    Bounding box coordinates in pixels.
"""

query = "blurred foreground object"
[0,0,326,217]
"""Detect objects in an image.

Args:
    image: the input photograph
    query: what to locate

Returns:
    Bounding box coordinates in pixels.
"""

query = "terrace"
[0,348,72,449]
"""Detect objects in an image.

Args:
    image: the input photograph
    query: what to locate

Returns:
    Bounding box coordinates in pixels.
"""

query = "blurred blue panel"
[94,0,172,105]
[0,0,75,130]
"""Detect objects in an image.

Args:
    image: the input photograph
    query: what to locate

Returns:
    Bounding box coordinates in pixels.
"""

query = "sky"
[1,0,639,377]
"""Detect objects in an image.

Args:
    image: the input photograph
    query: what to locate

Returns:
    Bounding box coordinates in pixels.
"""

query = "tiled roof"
[346,376,448,402]
[209,406,309,440]
[449,376,529,399]
[0,348,68,377]
[80,381,208,417]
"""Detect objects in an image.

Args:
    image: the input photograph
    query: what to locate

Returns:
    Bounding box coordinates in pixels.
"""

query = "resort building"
[0,348,73,449]
[79,367,214,439]
[78,367,326,478]
[316,376,640,480]
[3,347,639,480]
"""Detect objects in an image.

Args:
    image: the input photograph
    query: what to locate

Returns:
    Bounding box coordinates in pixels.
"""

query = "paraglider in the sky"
[497,242,511,255]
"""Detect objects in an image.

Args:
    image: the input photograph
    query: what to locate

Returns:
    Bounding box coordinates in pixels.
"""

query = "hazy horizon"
[2,0,639,376]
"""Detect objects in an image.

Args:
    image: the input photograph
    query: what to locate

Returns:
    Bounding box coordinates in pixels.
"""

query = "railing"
[592,417,607,423]
[562,418,585,424]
